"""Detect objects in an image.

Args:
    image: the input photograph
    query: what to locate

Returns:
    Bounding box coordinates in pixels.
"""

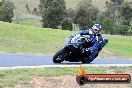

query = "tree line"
[39,0,132,35]
[0,0,131,36]
[98,0,132,35]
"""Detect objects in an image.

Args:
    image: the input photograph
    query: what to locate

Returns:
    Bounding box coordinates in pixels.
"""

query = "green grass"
[0,21,76,55]
[13,18,42,27]
[0,21,132,58]
[105,35,132,58]
[0,66,132,87]
[0,68,77,87]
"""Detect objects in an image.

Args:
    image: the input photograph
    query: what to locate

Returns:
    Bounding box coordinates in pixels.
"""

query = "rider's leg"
[87,39,108,62]
[98,38,108,51]
[85,42,99,62]
[88,49,99,62]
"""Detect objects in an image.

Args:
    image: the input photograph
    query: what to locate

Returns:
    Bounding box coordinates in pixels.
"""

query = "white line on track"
[0,64,132,70]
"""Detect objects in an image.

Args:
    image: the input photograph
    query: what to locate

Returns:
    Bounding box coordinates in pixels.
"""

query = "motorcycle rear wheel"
[81,57,90,64]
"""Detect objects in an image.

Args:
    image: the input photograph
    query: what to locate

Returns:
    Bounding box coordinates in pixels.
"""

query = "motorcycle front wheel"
[53,49,66,63]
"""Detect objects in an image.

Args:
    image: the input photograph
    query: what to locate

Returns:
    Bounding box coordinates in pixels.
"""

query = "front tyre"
[53,49,65,63]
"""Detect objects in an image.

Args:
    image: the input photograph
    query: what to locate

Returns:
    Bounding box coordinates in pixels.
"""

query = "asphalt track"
[0,53,132,67]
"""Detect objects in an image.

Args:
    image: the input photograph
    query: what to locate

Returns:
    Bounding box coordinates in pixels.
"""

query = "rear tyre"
[53,49,65,63]
[81,53,98,64]
[81,57,90,64]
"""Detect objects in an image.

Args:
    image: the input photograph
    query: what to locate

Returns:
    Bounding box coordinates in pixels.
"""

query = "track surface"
[0,53,132,67]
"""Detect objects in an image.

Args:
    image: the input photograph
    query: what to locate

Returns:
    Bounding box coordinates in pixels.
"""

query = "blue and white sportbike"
[53,33,108,64]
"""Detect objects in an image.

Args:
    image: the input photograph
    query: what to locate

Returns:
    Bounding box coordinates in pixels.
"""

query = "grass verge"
[0,66,132,87]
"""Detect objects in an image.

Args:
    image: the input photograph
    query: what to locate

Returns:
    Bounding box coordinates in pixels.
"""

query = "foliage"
[97,0,132,35]
[119,2,132,35]
[26,4,31,13]
[66,8,76,22]
[40,0,66,29]
[32,7,38,15]
[61,19,73,31]
[74,0,99,29]
[0,1,14,23]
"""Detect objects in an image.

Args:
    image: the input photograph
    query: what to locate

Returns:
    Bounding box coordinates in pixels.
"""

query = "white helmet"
[92,23,101,30]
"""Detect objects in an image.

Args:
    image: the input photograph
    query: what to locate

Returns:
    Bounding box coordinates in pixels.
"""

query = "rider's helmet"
[92,23,101,34]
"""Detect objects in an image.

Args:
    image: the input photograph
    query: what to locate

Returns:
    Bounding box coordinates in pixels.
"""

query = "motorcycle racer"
[77,23,108,63]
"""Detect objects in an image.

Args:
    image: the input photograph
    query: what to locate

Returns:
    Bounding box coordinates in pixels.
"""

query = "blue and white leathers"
[78,29,108,62]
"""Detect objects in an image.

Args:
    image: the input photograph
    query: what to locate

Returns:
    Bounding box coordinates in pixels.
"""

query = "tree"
[32,7,38,15]
[101,18,113,34]
[0,1,14,23]
[40,0,66,29]
[74,0,99,29]
[61,19,73,31]
[104,0,123,35]
[26,4,31,13]
[119,2,132,35]
[97,0,132,35]
[96,12,114,34]
[66,8,76,22]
